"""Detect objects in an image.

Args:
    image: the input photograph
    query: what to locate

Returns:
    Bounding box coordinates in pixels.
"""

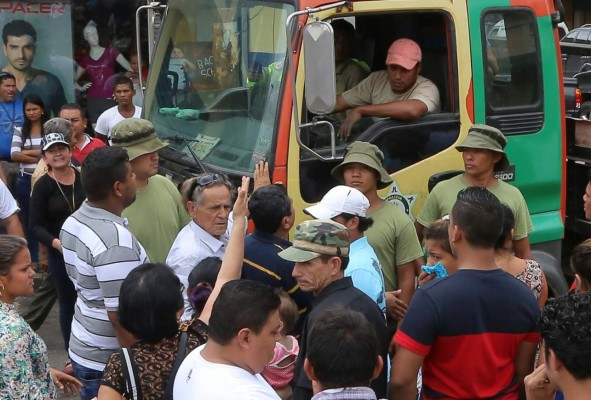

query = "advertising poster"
[0,1,74,116]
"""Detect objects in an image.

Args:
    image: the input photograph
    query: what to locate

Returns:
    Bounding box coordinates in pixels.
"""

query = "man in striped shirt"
[60,146,148,400]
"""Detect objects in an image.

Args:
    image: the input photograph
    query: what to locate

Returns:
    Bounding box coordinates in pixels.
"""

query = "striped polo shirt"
[11,127,42,174]
[60,202,148,371]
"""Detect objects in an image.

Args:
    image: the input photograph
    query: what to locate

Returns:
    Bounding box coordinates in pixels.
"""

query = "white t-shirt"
[0,179,19,219]
[94,105,142,142]
[174,344,280,400]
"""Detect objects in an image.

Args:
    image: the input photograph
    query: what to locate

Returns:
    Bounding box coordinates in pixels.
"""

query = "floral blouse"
[0,301,56,399]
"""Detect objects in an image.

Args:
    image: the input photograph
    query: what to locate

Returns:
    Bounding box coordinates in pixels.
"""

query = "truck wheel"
[581,102,591,120]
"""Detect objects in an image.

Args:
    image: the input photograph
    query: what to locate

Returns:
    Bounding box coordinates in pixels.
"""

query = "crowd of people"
[0,43,590,400]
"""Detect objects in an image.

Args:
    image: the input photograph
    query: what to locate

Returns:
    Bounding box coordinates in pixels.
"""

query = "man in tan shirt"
[332,38,440,139]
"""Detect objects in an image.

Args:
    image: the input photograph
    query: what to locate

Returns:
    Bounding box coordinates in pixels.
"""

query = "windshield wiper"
[164,136,210,173]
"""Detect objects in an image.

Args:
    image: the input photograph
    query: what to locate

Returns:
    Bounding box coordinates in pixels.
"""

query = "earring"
[0,282,4,299]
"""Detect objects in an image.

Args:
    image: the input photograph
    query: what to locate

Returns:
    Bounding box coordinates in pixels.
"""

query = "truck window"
[483,10,543,134]
[299,11,459,203]
[146,0,294,175]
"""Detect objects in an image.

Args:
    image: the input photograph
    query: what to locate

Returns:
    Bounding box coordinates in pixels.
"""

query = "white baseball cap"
[305,186,370,219]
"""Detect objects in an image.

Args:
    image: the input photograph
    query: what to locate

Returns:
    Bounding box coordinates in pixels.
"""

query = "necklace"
[51,169,76,213]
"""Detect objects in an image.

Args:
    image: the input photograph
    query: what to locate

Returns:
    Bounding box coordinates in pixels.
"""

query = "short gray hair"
[0,235,28,276]
[43,118,74,144]
[182,173,233,208]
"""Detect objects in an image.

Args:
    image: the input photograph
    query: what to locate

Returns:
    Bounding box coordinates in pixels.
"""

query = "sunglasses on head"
[188,173,226,200]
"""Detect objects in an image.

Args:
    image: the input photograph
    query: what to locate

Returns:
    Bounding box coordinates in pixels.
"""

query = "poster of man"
[0,1,74,116]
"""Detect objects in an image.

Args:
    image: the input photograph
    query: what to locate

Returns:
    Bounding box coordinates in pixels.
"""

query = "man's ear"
[371,355,384,381]
[281,215,291,230]
[236,327,251,349]
[330,256,342,275]
[449,223,461,244]
[304,358,318,382]
[187,201,198,219]
[546,348,564,374]
[113,181,123,198]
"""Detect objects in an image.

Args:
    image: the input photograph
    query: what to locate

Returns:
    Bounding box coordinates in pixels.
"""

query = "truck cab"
[142,0,568,294]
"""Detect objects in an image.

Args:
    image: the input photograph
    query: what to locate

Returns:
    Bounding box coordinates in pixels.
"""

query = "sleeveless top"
[515,259,544,299]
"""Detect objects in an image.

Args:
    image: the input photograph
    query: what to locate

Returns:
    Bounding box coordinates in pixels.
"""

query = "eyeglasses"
[187,173,226,200]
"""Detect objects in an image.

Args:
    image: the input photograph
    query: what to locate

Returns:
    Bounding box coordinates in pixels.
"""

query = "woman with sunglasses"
[10,94,49,268]
[0,234,82,398]
[29,131,86,351]
[98,176,250,400]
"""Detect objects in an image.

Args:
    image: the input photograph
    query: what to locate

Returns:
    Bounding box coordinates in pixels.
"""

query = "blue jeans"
[47,250,76,351]
[15,173,38,262]
[71,360,102,400]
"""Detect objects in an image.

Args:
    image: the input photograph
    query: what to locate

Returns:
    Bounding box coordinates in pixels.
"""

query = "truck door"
[468,1,566,293]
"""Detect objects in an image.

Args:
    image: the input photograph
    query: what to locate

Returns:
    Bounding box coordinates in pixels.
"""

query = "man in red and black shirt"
[391,187,540,400]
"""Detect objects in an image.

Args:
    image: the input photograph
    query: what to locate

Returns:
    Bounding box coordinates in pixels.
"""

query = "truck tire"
[581,101,591,120]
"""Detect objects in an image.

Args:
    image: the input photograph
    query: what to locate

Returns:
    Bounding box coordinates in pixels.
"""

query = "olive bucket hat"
[278,219,350,263]
[331,141,393,190]
[111,118,168,161]
[456,124,509,171]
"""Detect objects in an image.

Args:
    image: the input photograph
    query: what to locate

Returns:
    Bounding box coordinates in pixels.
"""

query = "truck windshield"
[145,0,294,175]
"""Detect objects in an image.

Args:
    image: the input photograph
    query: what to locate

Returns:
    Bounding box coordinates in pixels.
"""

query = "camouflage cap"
[111,118,168,161]
[278,219,350,263]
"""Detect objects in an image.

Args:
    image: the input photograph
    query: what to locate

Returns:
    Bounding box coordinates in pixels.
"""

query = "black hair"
[187,257,222,316]
[424,219,452,255]
[337,212,374,233]
[331,19,355,40]
[319,254,350,272]
[118,263,184,343]
[494,204,514,250]
[0,235,28,276]
[248,184,292,234]
[2,20,36,44]
[540,292,591,380]
[570,239,591,288]
[81,146,129,201]
[114,75,134,91]
[208,280,280,345]
[60,103,86,117]
[21,94,48,149]
[0,71,15,84]
[307,307,379,389]
[451,186,503,248]
[275,288,298,335]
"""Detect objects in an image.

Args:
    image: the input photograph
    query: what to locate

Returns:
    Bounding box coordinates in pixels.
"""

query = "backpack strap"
[119,347,143,400]
[162,328,190,400]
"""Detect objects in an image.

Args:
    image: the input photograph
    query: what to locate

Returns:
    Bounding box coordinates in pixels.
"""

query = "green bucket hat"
[455,124,510,171]
[331,141,393,190]
[278,219,350,263]
[111,118,168,161]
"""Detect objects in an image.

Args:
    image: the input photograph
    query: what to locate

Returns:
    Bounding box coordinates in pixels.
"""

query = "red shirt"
[73,135,105,164]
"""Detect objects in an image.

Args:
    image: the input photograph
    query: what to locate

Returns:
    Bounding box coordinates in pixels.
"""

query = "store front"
[0,0,157,121]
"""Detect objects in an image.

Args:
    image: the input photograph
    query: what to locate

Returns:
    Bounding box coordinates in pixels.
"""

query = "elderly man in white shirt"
[166,172,233,318]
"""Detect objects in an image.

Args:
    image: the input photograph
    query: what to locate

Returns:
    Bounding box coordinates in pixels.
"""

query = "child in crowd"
[418,218,458,286]
[262,289,300,400]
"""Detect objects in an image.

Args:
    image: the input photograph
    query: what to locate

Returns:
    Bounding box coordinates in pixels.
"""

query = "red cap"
[385,38,422,70]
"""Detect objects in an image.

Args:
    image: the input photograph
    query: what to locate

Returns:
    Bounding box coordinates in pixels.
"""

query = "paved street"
[16,272,80,400]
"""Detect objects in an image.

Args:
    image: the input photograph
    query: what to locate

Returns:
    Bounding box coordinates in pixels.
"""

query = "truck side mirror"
[303,21,336,115]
